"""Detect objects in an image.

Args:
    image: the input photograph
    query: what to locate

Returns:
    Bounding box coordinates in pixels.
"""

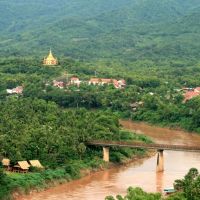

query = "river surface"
[18,120,200,200]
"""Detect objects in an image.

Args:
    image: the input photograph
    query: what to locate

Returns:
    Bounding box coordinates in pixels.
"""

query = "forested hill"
[1,0,200,62]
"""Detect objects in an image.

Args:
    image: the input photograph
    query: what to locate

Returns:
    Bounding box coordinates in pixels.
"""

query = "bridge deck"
[87,141,200,152]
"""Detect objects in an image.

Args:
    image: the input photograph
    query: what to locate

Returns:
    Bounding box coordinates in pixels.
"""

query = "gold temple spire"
[43,48,58,66]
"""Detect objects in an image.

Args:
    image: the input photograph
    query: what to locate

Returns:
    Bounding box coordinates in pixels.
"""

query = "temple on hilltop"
[43,49,58,66]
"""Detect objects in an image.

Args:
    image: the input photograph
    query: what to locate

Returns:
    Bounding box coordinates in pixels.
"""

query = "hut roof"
[2,158,10,166]
[29,160,44,168]
[17,161,30,170]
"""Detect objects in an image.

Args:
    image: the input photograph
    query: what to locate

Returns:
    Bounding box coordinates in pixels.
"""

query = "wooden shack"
[13,161,30,173]
[29,160,44,169]
[1,158,11,171]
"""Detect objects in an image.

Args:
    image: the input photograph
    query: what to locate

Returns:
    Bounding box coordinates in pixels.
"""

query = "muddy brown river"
[18,120,200,200]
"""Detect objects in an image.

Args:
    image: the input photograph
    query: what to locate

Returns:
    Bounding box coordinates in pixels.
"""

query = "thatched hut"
[29,160,44,169]
[13,161,30,173]
[1,158,11,171]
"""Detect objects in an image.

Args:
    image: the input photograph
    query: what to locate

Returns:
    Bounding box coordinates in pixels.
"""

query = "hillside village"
[5,79,200,105]
[6,76,127,95]
[5,50,200,103]
[52,77,126,89]
[7,80,200,103]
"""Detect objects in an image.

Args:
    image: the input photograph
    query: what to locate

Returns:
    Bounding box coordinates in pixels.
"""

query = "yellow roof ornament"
[47,48,55,60]
[43,48,58,66]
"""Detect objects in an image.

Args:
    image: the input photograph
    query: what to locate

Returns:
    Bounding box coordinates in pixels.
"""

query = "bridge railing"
[87,140,200,151]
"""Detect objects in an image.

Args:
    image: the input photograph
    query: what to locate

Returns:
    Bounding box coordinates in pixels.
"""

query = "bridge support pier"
[103,147,110,162]
[156,149,164,172]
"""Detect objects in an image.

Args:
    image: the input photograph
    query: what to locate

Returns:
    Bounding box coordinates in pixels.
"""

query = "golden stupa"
[43,49,58,66]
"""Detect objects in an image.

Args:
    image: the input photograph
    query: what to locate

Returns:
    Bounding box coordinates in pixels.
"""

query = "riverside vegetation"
[0,97,151,199]
[105,168,200,200]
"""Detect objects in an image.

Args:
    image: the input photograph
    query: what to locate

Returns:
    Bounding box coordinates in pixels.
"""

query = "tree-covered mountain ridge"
[1,0,200,61]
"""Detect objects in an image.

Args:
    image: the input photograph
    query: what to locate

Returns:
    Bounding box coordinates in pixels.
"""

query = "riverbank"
[2,159,107,200]
[13,151,155,200]
[129,118,200,133]
[120,120,200,146]
[0,129,153,200]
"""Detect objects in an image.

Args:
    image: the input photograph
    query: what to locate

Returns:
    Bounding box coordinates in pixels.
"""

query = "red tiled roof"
[89,78,101,83]
[195,87,200,92]
[12,86,23,94]
[53,80,64,87]
[184,91,200,101]
[101,79,112,83]
[89,78,126,89]
[89,78,114,83]
[112,79,119,88]
[71,77,79,81]
[118,79,126,84]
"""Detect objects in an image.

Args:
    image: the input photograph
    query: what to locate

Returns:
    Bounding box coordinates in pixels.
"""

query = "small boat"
[163,187,176,195]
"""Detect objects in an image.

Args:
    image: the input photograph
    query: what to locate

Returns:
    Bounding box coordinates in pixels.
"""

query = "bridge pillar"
[103,147,110,162]
[156,149,164,172]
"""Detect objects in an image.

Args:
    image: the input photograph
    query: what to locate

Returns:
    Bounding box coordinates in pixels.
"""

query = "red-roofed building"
[184,87,200,102]
[101,79,113,84]
[70,77,81,86]
[113,79,126,89]
[117,79,126,88]
[53,80,64,89]
[13,86,23,94]
[7,86,23,94]
[89,78,114,86]
[89,78,126,88]
[113,79,119,88]
[194,87,200,92]
[88,78,102,85]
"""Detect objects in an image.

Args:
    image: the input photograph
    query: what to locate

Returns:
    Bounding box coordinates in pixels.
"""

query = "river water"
[18,120,200,200]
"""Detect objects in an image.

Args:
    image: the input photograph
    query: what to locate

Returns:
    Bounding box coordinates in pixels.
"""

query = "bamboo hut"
[13,161,30,173]
[1,158,11,171]
[29,160,44,169]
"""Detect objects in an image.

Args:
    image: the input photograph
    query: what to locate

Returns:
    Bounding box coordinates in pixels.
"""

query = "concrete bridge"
[87,141,200,172]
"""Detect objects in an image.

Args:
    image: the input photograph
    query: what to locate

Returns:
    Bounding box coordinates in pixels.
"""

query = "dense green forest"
[0,97,152,165]
[1,0,200,62]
